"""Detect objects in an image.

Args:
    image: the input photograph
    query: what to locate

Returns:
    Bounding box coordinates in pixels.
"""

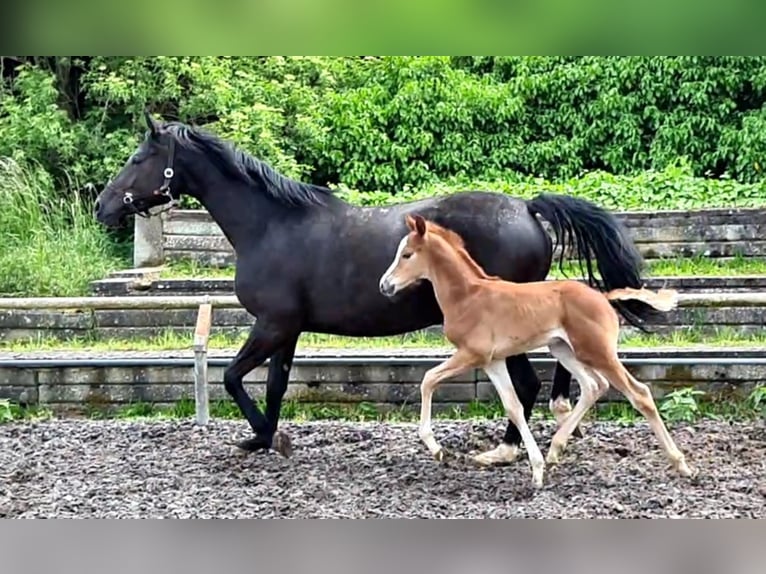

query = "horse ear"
[144,107,159,137]
[405,214,417,231]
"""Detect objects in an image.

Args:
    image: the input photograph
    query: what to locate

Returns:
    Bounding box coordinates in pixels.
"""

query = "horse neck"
[179,155,286,251]
[425,237,485,313]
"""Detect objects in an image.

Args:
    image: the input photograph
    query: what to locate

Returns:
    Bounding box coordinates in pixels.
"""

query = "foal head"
[379,214,432,297]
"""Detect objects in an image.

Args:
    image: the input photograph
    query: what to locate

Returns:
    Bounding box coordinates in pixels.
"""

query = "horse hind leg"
[597,358,694,478]
[545,339,609,465]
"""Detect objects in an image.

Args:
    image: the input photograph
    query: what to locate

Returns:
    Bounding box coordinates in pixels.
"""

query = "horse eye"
[402,253,413,260]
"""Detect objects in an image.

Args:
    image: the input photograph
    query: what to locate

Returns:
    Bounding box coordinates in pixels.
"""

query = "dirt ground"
[1,418,763,518]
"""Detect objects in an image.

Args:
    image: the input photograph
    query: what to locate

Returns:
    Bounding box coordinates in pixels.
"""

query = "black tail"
[526,192,658,332]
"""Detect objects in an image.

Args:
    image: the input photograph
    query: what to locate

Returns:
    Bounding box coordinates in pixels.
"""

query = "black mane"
[164,121,335,208]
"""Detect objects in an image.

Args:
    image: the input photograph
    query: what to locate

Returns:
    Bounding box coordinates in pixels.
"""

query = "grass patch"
[161,256,766,281]
[0,158,125,296]
[4,326,766,353]
[3,386,764,425]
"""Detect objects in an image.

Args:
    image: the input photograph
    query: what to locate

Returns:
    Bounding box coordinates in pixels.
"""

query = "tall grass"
[0,157,125,296]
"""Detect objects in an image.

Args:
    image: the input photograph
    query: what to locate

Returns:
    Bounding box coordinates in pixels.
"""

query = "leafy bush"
[0,158,124,296]
[1,56,766,298]
[333,160,766,211]
[3,56,766,196]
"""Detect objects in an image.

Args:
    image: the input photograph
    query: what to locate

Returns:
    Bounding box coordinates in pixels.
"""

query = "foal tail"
[525,193,659,332]
[605,287,679,312]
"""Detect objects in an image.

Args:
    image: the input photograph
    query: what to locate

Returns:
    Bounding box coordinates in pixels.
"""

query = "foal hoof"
[434,448,460,463]
[272,431,293,459]
[675,459,696,479]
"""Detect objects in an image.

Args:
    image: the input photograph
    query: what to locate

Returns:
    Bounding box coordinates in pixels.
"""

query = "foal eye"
[402,253,413,260]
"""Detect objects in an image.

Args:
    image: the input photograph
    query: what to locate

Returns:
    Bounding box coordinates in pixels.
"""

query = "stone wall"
[2,286,764,342]
[1,348,761,412]
[0,275,741,342]
[139,206,766,267]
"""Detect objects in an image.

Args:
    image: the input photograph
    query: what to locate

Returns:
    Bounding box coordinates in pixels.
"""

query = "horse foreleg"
[262,334,300,457]
[223,323,291,455]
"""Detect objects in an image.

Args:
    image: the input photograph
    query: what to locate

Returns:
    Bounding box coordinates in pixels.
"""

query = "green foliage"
[2,56,766,296]
[659,388,706,423]
[746,385,766,418]
[0,158,124,296]
[0,399,12,422]
[333,161,766,211]
[4,57,766,197]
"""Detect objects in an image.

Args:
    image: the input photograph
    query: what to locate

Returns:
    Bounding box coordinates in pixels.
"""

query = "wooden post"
[193,297,213,426]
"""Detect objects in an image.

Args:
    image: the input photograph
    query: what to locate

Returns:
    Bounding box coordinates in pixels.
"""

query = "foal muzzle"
[379,278,397,297]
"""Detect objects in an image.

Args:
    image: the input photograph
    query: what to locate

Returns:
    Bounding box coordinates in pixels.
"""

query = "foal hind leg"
[483,360,546,488]
[545,340,609,465]
[598,359,694,478]
[548,362,584,439]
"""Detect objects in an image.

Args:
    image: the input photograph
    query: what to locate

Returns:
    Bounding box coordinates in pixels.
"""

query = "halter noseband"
[123,137,179,218]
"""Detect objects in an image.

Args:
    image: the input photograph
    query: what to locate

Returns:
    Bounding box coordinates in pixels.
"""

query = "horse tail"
[525,192,659,332]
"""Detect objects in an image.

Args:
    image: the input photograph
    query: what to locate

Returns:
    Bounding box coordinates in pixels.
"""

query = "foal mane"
[425,221,497,281]
[163,121,335,208]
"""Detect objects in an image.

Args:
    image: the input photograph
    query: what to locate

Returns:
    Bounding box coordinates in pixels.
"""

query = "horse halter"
[122,137,179,218]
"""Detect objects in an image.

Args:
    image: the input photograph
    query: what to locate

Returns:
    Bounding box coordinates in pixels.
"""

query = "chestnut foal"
[379,214,694,488]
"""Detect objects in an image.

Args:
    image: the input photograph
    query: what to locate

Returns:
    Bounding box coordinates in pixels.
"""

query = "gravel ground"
[1,418,764,518]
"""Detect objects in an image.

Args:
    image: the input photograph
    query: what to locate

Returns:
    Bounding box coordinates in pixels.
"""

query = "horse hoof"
[272,431,293,458]
[232,436,270,453]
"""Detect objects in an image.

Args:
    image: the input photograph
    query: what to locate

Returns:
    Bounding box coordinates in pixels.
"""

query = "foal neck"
[425,232,490,308]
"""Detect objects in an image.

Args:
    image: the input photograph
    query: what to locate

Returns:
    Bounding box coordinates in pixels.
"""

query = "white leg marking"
[546,341,605,464]
[549,396,573,428]
[473,442,521,466]
[418,367,443,457]
[417,353,474,461]
[483,360,545,488]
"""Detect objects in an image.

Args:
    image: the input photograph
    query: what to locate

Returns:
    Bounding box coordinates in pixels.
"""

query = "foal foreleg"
[475,354,541,467]
[418,350,477,460]
[483,360,546,488]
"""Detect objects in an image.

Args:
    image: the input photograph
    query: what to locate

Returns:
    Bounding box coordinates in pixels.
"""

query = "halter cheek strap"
[123,137,179,218]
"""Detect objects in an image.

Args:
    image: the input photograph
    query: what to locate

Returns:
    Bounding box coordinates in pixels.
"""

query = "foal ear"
[405,214,427,236]
[413,214,427,236]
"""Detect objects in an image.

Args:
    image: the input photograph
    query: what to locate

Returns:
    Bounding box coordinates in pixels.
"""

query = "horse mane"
[163,121,335,208]
[425,221,498,281]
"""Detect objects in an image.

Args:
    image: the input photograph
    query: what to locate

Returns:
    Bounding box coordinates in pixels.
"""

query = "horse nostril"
[380,281,394,297]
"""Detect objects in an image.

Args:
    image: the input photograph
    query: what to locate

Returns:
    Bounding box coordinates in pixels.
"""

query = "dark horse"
[95,111,653,461]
